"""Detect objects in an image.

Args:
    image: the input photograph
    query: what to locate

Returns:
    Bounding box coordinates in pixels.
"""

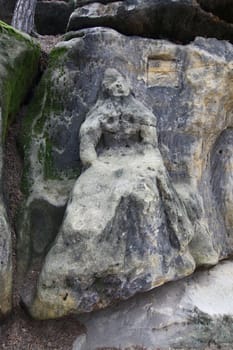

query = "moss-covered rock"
[0,20,40,318]
[0,20,40,140]
[18,41,79,276]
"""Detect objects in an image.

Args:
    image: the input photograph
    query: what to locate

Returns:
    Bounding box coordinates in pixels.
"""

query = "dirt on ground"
[1,306,85,350]
[38,35,62,54]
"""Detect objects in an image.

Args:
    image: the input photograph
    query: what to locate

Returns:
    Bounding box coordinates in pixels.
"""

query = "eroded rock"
[19,27,233,318]
[73,260,233,350]
[0,21,40,318]
[67,0,233,43]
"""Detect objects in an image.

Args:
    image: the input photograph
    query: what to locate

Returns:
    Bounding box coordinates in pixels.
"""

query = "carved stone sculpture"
[19,28,233,320]
[29,68,196,319]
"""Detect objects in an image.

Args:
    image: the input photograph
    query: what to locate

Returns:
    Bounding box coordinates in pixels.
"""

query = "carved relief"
[30,69,195,318]
[147,57,179,87]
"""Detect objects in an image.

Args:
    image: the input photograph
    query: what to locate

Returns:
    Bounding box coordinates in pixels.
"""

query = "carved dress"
[33,73,195,315]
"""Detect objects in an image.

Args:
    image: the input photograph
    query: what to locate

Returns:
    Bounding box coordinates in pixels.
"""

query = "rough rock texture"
[67,0,233,43]
[73,260,233,350]
[3,0,233,37]
[19,27,233,319]
[0,21,40,318]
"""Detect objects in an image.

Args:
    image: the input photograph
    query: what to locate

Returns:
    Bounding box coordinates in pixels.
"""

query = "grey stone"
[67,0,233,44]
[72,260,233,350]
[20,27,233,318]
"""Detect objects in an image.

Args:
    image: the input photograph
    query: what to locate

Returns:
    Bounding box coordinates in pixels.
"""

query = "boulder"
[35,1,74,35]
[67,0,233,43]
[19,27,233,318]
[0,21,40,318]
[73,260,233,350]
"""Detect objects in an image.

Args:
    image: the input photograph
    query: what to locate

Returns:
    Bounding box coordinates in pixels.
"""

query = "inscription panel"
[147,58,179,88]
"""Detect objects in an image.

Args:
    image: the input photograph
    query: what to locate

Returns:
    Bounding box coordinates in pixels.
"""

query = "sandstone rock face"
[0,21,40,318]
[20,27,233,319]
[68,0,233,43]
[73,260,233,350]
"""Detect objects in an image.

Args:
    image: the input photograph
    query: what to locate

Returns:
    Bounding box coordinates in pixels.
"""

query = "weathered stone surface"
[0,21,40,318]
[67,0,233,43]
[3,0,233,37]
[19,27,233,318]
[73,260,233,350]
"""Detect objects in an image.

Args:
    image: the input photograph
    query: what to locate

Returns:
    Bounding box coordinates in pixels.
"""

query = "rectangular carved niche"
[147,57,179,88]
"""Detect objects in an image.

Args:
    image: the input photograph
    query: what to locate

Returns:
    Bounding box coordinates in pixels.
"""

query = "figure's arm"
[131,99,158,147]
[140,122,158,147]
[139,108,158,147]
[79,118,102,167]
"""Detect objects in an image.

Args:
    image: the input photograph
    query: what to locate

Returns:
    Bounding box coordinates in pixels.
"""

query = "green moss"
[0,20,31,42]
[0,21,40,197]
[20,40,82,194]
[1,50,39,140]
[43,134,81,181]
[0,21,40,141]
[44,135,54,179]
[49,46,68,67]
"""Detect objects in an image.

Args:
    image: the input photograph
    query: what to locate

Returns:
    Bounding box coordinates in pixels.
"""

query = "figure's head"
[102,68,131,97]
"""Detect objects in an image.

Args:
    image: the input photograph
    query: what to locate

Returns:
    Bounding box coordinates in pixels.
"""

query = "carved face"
[102,68,131,97]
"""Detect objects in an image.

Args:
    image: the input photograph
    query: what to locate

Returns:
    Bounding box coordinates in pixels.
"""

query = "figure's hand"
[140,124,158,147]
[80,145,97,167]
[79,118,101,167]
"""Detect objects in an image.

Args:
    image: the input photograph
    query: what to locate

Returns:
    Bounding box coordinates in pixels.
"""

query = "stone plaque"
[147,58,179,88]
